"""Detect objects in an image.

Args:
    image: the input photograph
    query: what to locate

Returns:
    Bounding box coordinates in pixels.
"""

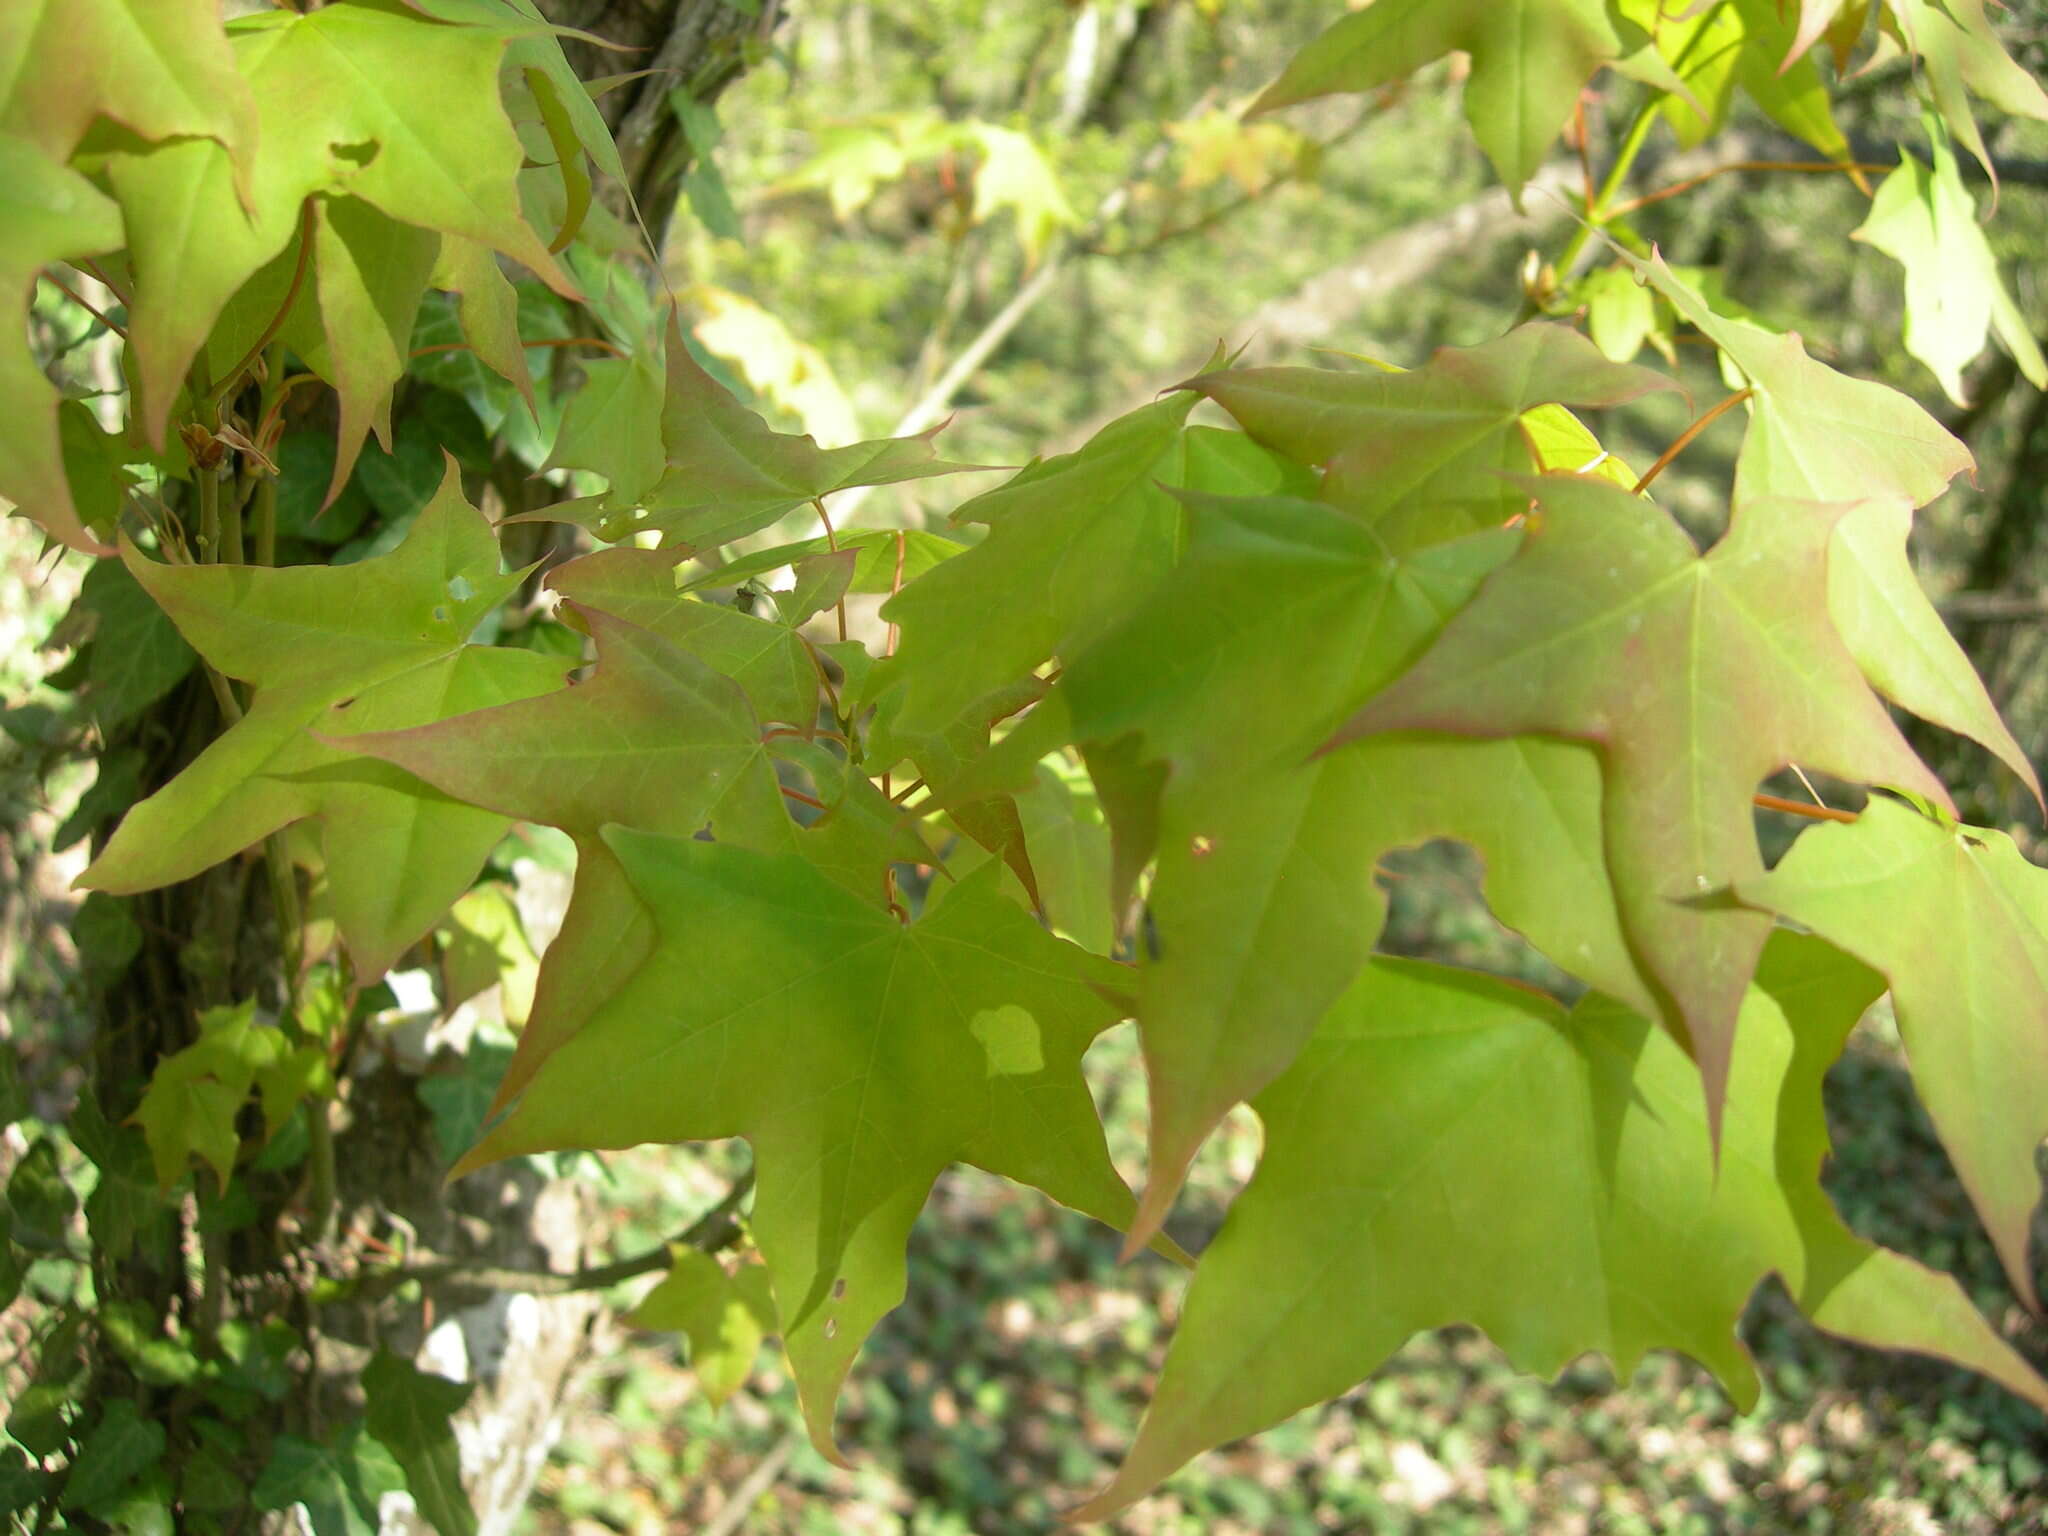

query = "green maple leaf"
[1617,0,1849,162]
[1250,0,1626,198]
[548,546,822,734]
[80,467,562,982]
[626,1249,779,1409]
[876,405,1311,744]
[533,319,983,550]
[979,490,1657,1245]
[1179,323,1678,553]
[0,0,252,162]
[1333,473,1950,1137]
[1739,795,2048,1309]
[1884,0,2048,196]
[0,136,123,553]
[105,1,574,452]
[1625,249,2040,804]
[1073,937,2048,1521]
[337,599,800,1112]
[962,123,1076,266]
[1854,132,2048,406]
[459,830,1148,1456]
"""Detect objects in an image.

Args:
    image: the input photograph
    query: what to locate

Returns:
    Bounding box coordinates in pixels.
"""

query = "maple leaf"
[335,598,800,1109]
[1331,473,1951,1136]
[458,831,1150,1457]
[527,319,983,550]
[0,0,253,164]
[1625,249,2041,804]
[1177,323,1678,553]
[1854,133,2048,406]
[104,1,576,461]
[79,465,563,982]
[1250,0,1627,199]
[1616,0,1849,162]
[0,136,123,553]
[1740,796,2048,1309]
[1884,0,2048,196]
[973,489,1659,1248]
[875,403,1311,745]
[1072,938,2048,1520]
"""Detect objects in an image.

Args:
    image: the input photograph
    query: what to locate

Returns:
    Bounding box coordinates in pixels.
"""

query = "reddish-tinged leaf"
[1331,475,1951,1138]
[1624,250,2039,805]
[1180,324,1678,551]
[1740,796,2048,1308]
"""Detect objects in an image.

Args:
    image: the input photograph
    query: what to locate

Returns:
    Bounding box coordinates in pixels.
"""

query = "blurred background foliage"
[9,0,2048,1530]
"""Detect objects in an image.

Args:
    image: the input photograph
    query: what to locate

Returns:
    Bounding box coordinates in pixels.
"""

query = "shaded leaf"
[362,1351,476,1536]
[59,1400,165,1514]
[252,1424,405,1536]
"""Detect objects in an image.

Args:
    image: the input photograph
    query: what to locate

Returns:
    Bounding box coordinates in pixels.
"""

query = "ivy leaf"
[362,1351,476,1536]
[1332,474,1950,1139]
[80,466,564,981]
[1625,249,2040,805]
[1178,324,1678,552]
[533,319,984,549]
[460,832,1148,1457]
[252,1424,405,1536]
[336,601,798,1111]
[627,1249,779,1409]
[58,1400,166,1514]
[0,136,123,553]
[1251,0,1624,198]
[1074,937,2048,1520]
[1854,134,2048,406]
[0,0,252,162]
[1739,796,2048,1308]
[131,1000,306,1190]
[69,558,198,732]
[876,410,1311,744]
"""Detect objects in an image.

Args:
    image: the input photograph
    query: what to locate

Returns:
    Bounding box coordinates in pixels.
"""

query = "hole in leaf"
[447,574,474,602]
[1189,833,1215,858]
[823,1318,837,1339]
[331,139,378,167]
[432,605,449,623]
[831,1278,846,1300]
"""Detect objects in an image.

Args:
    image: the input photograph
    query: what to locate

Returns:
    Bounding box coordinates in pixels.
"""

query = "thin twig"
[40,271,126,338]
[701,1431,800,1536]
[1632,389,1753,494]
[1610,159,1893,217]
[359,1170,755,1301]
[1753,792,1857,824]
